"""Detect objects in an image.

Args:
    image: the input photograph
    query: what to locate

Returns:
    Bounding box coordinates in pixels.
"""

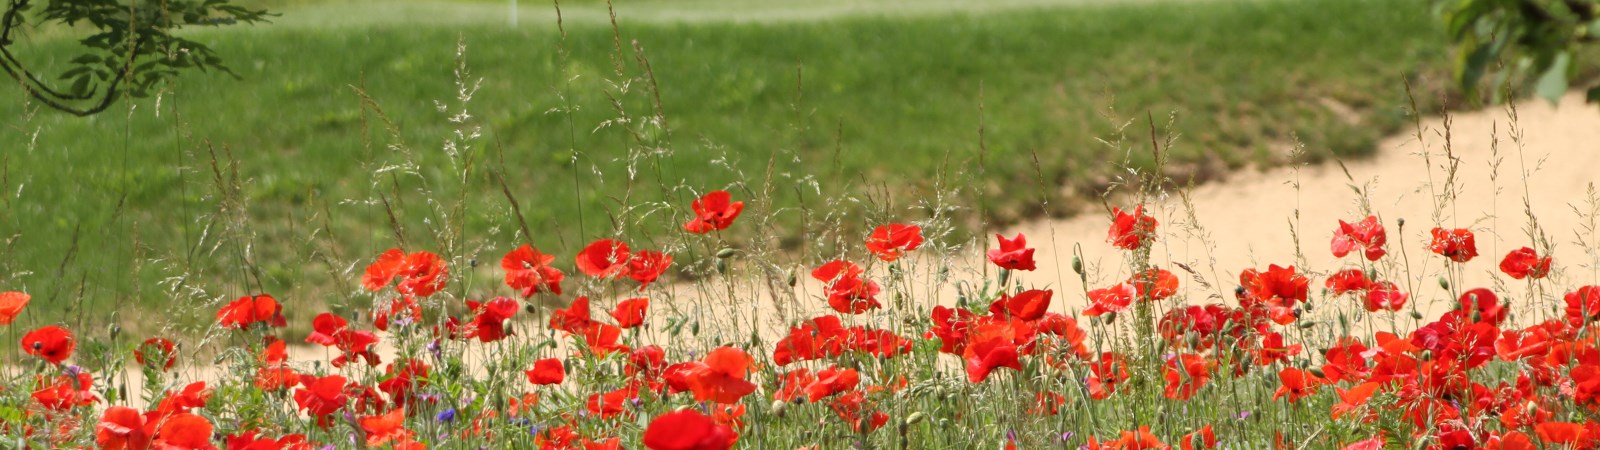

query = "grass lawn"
[0,0,1453,332]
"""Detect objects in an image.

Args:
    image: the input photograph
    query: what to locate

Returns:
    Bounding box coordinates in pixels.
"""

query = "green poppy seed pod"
[905,412,926,426]
[1309,367,1326,379]
[786,270,797,287]
[1396,217,1405,227]
[1438,276,1449,290]
[770,400,788,417]
[716,259,728,275]
[1072,256,1084,275]
[1410,310,1425,320]
[717,248,737,259]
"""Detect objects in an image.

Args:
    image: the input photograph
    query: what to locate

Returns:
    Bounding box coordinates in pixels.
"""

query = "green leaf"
[1534,51,1571,105]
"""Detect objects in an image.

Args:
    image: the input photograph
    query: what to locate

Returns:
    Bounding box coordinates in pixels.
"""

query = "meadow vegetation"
[0,0,1457,332]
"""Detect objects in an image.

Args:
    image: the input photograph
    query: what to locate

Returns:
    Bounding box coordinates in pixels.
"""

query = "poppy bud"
[750,330,762,348]
[691,321,700,336]
[525,303,539,314]
[1437,276,1449,290]
[716,259,728,274]
[1419,350,1432,361]
[1470,310,1482,323]
[470,259,479,268]
[770,400,788,417]
[1071,256,1083,276]
[786,270,797,287]
[716,248,737,259]
[109,324,121,339]
[1308,367,1326,379]
[1303,300,1314,312]
[1298,321,1317,330]
[905,412,926,426]
[1396,217,1405,227]
[1409,311,1424,320]
[1102,312,1117,325]
[1365,267,1378,281]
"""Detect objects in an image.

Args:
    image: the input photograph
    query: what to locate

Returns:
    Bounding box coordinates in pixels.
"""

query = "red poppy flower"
[586,385,638,419]
[576,239,632,278]
[1535,422,1591,447]
[217,294,287,329]
[1108,205,1157,250]
[551,296,594,334]
[805,367,860,402]
[1500,247,1552,280]
[306,313,382,368]
[1325,269,1372,295]
[526,358,565,385]
[1564,286,1600,324]
[503,245,564,296]
[362,249,449,297]
[987,233,1036,271]
[1090,426,1166,449]
[1129,268,1179,301]
[1002,289,1053,321]
[372,295,423,332]
[1429,227,1478,263]
[1331,216,1387,261]
[293,374,350,423]
[21,325,74,364]
[1241,264,1309,309]
[96,406,151,450]
[627,250,673,289]
[1087,352,1130,400]
[134,337,178,372]
[1457,288,1505,325]
[379,359,431,410]
[683,190,744,234]
[151,383,212,422]
[812,260,881,314]
[643,410,736,450]
[575,322,629,357]
[359,408,414,447]
[1363,281,1408,312]
[1330,382,1380,420]
[464,297,519,343]
[688,347,758,404]
[611,297,649,329]
[865,224,924,262]
[153,412,215,450]
[828,390,890,433]
[1181,425,1217,450]
[1163,353,1213,400]
[963,322,1022,383]
[1083,283,1136,317]
[1274,367,1323,402]
[32,372,95,410]
[0,291,29,325]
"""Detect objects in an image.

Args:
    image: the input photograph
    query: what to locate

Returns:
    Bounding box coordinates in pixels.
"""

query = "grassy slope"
[0,0,1450,331]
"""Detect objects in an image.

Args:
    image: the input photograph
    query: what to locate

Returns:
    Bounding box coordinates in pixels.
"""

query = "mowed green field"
[0,0,1451,332]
